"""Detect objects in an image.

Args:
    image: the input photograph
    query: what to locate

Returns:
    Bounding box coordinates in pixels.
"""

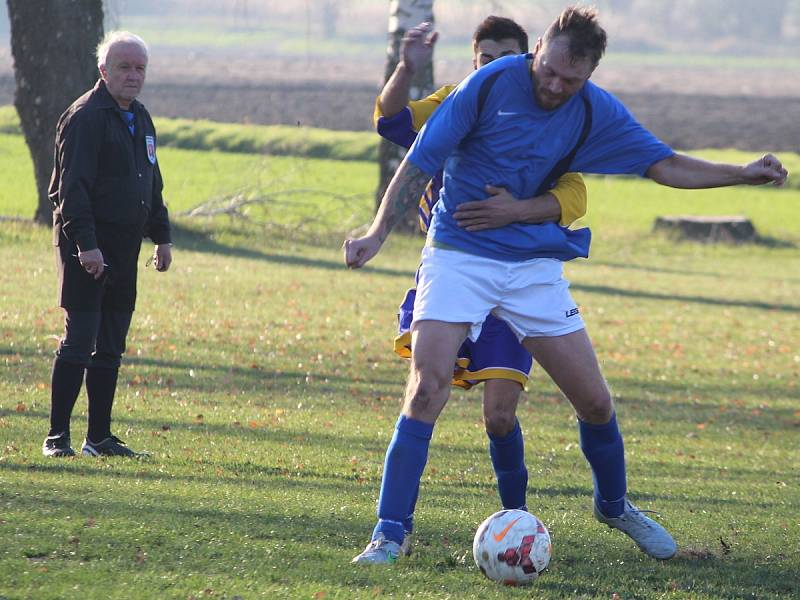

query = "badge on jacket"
[145,135,156,165]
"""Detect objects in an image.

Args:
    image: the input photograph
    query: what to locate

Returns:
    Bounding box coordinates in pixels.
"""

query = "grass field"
[1,117,799,598]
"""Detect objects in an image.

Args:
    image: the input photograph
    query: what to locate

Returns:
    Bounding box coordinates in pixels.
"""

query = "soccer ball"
[472,509,551,585]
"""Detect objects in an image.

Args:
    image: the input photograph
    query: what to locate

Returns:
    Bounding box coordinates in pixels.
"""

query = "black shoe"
[81,435,142,457]
[42,432,76,457]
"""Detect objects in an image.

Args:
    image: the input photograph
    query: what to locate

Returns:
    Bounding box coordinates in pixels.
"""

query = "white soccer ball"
[472,509,552,585]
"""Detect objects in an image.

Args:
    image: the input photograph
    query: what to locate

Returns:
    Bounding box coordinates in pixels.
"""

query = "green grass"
[0,106,378,161]
[0,105,21,134]
[1,115,799,598]
[0,132,378,230]
[154,118,378,162]
[155,147,376,231]
[0,134,36,218]
[578,173,800,241]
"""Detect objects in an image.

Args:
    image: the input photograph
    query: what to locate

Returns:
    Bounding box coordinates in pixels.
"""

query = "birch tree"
[375,0,435,229]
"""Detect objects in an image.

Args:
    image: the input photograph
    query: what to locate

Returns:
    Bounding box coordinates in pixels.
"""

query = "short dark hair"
[543,6,607,68]
[473,16,529,54]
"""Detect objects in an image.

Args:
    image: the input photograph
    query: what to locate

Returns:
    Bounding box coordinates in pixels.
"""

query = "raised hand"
[401,22,439,74]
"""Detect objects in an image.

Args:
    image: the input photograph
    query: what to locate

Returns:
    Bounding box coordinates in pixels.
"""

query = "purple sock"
[488,419,528,509]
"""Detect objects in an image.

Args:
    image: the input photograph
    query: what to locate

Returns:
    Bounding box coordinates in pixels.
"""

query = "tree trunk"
[376,0,435,231]
[7,0,104,224]
[653,215,757,243]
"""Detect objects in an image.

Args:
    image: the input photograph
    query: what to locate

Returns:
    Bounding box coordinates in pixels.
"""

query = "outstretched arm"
[647,153,788,189]
[378,23,439,118]
[343,158,432,268]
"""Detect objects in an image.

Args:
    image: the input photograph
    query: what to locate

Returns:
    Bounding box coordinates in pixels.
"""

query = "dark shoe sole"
[43,449,76,457]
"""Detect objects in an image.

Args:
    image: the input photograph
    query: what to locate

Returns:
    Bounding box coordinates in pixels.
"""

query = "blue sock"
[578,414,627,518]
[488,419,528,510]
[372,415,433,544]
[403,484,419,534]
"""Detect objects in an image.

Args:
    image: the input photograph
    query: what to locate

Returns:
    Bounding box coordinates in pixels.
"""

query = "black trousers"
[57,309,133,368]
[48,309,133,439]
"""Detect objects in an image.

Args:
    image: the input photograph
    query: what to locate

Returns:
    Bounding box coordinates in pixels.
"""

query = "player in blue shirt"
[373,17,589,553]
[345,6,788,564]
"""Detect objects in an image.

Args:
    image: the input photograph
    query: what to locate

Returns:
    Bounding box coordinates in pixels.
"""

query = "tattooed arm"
[343,158,431,269]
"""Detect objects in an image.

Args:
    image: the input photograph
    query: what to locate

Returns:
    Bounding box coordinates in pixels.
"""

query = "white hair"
[96,31,149,69]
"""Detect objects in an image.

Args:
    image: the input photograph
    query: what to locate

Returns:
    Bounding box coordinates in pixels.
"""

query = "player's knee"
[482,382,521,436]
[404,371,449,419]
[89,352,123,370]
[575,388,613,424]
[483,409,516,437]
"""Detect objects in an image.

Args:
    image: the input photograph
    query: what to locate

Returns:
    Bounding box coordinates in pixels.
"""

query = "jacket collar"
[91,79,141,113]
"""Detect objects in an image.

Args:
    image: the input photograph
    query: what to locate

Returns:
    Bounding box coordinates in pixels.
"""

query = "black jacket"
[49,80,171,311]
[49,79,171,250]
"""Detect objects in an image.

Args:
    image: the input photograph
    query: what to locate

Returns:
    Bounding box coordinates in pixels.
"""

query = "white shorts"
[413,246,585,342]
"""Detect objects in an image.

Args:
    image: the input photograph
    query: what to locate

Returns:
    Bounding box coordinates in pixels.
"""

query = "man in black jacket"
[44,31,172,457]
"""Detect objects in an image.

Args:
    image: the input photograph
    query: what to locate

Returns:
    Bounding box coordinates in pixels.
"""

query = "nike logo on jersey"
[497,110,518,116]
[493,516,523,542]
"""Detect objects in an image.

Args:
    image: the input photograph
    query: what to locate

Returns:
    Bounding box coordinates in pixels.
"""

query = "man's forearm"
[369,158,431,242]
[516,193,562,223]
[647,153,745,189]
[378,63,414,118]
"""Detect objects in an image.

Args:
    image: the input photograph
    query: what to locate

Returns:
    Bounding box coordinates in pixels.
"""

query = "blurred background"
[1,0,798,150]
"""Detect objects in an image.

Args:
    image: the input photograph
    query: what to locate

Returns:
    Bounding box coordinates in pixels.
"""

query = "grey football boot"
[594,497,677,559]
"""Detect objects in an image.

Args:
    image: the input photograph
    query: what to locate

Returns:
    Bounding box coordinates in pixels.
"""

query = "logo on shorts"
[565,307,580,318]
[145,135,156,164]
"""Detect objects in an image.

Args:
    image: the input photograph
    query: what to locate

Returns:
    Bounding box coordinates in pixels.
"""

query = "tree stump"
[653,216,757,243]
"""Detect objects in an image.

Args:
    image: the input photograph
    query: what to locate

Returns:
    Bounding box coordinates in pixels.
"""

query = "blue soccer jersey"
[406,54,674,262]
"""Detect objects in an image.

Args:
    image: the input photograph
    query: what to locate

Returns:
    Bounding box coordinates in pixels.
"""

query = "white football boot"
[594,497,677,559]
[351,534,402,564]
